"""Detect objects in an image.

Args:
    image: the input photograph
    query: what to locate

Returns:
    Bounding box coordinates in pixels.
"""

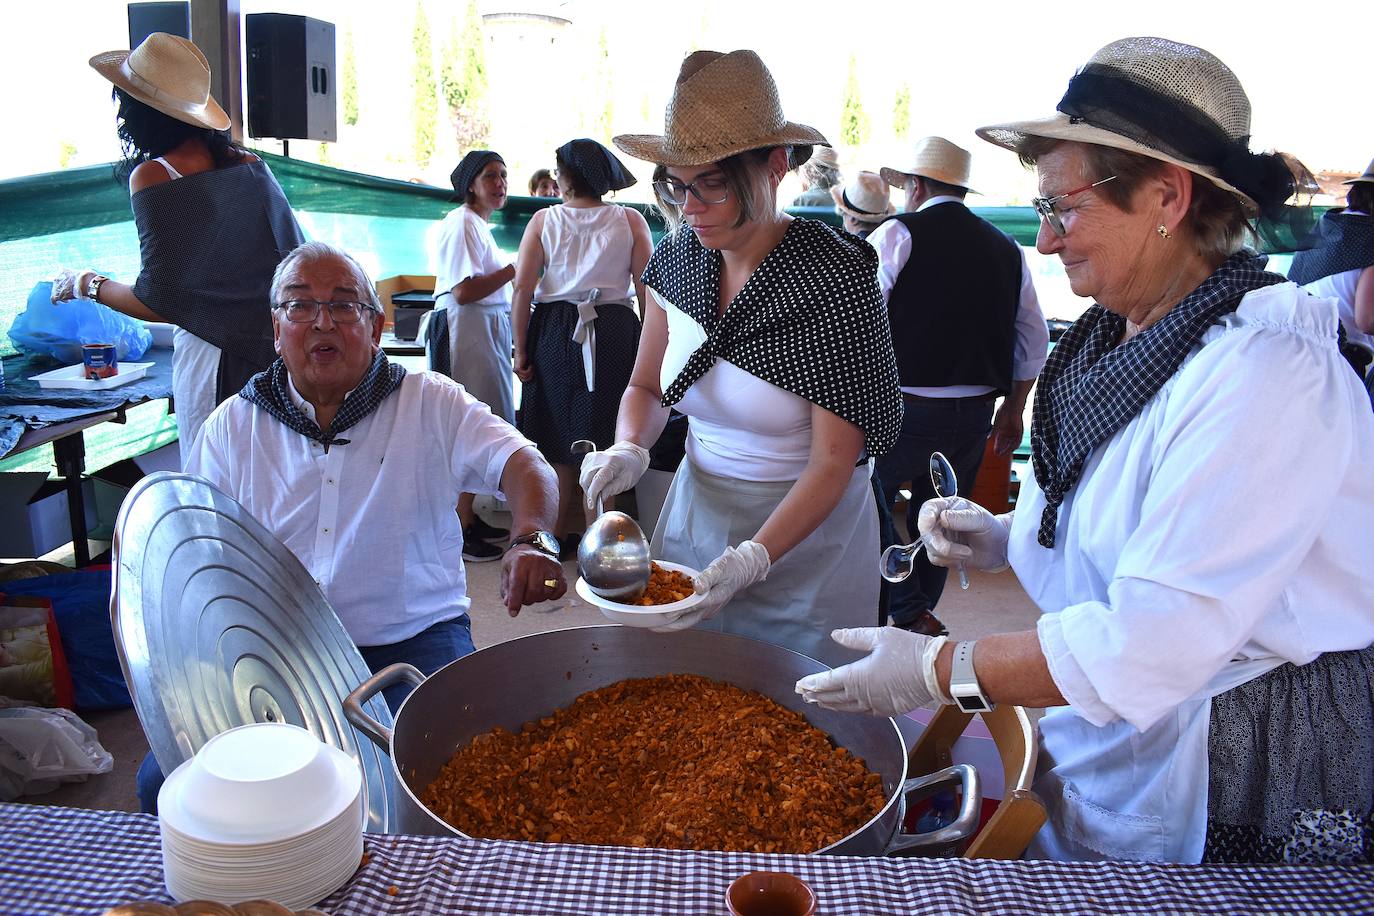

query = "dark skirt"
[1203,645,1374,863]
[518,300,640,466]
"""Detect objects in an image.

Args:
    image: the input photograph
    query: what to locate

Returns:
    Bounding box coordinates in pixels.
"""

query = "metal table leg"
[51,431,89,567]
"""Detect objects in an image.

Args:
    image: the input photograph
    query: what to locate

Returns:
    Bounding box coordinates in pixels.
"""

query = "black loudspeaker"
[245,13,336,142]
[128,2,190,48]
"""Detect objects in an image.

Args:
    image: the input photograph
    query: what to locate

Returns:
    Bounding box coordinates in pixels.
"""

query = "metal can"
[82,343,118,379]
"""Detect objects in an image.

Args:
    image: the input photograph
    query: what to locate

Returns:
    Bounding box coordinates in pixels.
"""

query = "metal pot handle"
[343,663,426,752]
[883,763,983,855]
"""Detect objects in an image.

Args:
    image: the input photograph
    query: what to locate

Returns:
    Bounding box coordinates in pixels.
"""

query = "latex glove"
[917,496,1012,573]
[51,268,98,303]
[651,539,770,633]
[579,440,651,510]
[795,628,951,717]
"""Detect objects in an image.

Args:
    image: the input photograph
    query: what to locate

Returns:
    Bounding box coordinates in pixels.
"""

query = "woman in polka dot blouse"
[580,50,902,666]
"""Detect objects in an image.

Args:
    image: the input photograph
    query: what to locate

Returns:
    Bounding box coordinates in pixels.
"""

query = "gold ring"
[543,578,558,589]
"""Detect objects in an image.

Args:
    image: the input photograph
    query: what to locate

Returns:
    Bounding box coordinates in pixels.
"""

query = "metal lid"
[111,471,397,833]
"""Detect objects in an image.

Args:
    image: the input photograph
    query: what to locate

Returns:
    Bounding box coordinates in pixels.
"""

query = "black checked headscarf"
[1031,251,1285,547]
[556,138,636,197]
[240,350,406,451]
[646,218,903,458]
[1287,210,1374,286]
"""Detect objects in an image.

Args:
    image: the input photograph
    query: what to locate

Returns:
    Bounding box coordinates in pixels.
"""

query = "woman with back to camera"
[580,50,903,666]
[512,139,652,557]
[798,37,1374,863]
[52,33,304,456]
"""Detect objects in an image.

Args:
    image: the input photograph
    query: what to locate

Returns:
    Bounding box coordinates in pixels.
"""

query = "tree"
[893,84,910,142]
[839,56,870,149]
[592,28,614,144]
[342,28,359,127]
[411,2,437,168]
[440,0,490,152]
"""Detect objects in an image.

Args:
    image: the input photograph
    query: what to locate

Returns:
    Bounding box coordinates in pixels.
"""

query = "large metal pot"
[345,626,979,854]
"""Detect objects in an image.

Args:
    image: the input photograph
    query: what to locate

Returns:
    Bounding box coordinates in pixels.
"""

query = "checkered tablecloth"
[3,803,1371,915]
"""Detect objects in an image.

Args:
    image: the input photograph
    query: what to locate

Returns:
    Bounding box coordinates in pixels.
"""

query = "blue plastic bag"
[8,281,152,364]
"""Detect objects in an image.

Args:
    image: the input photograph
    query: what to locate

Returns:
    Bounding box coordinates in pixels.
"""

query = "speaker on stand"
[128,2,190,48]
[245,13,337,155]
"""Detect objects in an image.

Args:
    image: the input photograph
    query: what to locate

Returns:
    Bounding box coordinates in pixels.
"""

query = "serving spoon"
[878,451,970,589]
[571,439,652,602]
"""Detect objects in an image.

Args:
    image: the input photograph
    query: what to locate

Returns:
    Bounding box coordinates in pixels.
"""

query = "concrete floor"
[13,513,1043,815]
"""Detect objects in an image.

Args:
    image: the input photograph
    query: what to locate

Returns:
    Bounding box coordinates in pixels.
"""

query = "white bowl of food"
[575,559,703,627]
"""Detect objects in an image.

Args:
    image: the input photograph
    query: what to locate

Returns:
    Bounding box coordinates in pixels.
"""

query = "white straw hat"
[975,37,1264,213]
[831,171,896,223]
[1343,158,1374,186]
[614,50,827,167]
[89,32,229,131]
[880,137,974,192]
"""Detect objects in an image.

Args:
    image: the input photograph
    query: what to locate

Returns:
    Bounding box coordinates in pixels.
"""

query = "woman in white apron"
[580,51,903,668]
[798,37,1374,863]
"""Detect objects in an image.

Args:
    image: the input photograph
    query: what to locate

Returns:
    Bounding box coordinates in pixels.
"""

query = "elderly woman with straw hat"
[51,32,304,457]
[799,37,1374,863]
[580,50,902,666]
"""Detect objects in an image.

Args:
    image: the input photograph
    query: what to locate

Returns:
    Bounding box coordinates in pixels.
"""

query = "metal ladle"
[879,451,970,589]
[571,439,652,602]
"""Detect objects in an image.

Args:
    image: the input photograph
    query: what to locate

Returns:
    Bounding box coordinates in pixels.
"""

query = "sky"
[2,0,1369,205]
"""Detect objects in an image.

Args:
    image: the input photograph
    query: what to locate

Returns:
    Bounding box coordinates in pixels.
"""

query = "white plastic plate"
[29,361,153,390]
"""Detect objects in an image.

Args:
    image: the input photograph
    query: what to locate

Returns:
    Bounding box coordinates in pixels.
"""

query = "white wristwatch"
[949,640,995,713]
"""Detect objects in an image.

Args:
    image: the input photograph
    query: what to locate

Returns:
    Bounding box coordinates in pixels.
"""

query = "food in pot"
[420,673,886,853]
[626,562,695,606]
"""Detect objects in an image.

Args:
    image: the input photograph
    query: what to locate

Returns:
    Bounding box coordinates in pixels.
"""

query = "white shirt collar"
[916,195,966,212]
[285,373,362,424]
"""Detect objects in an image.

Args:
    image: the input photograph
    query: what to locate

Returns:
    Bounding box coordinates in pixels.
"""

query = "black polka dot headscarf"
[555,138,637,197]
[449,150,504,203]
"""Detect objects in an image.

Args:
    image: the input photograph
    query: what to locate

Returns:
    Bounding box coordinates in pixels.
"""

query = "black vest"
[886,203,1022,393]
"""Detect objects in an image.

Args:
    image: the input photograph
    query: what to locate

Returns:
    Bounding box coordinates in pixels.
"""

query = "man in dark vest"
[868,136,1049,635]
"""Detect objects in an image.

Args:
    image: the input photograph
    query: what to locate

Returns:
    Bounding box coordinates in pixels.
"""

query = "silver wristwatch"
[87,274,109,303]
[949,640,995,713]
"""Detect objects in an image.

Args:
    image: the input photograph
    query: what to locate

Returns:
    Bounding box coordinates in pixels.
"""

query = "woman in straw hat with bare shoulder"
[579,50,902,667]
[51,32,304,458]
[799,37,1374,862]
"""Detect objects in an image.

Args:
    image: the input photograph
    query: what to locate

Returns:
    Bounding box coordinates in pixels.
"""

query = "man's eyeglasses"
[653,174,730,206]
[1031,175,1117,237]
[276,299,379,324]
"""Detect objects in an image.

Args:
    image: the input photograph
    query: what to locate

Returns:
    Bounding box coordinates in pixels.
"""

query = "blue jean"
[873,396,994,626]
[136,616,474,814]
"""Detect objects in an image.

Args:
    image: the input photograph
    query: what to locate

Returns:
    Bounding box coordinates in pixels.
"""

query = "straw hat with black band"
[975,36,1305,221]
[831,171,896,223]
[613,49,827,168]
[89,32,229,131]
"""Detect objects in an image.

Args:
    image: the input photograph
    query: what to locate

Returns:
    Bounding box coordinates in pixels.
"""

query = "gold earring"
[1157,224,1172,239]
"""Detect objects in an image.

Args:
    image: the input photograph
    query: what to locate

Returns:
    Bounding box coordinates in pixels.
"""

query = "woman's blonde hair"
[652,146,786,237]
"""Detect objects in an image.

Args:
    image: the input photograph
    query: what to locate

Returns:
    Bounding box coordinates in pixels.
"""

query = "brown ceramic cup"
[725,871,818,916]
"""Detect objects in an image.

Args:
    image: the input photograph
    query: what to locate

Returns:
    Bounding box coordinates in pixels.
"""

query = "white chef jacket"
[1010,282,1374,862]
[867,196,1049,397]
[186,370,534,647]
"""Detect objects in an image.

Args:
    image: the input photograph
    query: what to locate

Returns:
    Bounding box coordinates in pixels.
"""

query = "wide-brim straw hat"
[89,32,229,131]
[805,146,841,171]
[614,50,827,168]
[880,136,975,192]
[1342,158,1374,186]
[975,36,1260,214]
[831,171,896,222]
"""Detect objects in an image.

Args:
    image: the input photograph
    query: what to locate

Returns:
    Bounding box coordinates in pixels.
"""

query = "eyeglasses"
[276,299,378,324]
[653,174,731,206]
[1031,175,1117,237]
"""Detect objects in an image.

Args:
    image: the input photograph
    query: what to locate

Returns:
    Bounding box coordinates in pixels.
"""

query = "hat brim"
[1341,175,1374,186]
[830,185,895,222]
[975,111,1258,216]
[878,165,977,195]
[613,122,827,168]
[90,49,230,132]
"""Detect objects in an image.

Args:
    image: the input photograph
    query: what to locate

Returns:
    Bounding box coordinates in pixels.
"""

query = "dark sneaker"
[467,516,509,542]
[461,530,503,563]
[892,609,949,637]
[558,532,582,563]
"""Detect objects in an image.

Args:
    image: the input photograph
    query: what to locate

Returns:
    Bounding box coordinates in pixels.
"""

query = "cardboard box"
[375,274,437,331]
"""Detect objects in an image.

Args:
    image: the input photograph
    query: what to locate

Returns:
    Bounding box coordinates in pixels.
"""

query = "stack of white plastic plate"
[157,723,364,910]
